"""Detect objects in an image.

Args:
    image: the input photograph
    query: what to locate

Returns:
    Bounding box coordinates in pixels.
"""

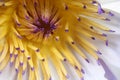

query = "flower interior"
[0,0,115,80]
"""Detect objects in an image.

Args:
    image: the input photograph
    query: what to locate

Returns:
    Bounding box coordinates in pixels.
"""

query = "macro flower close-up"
[0,0,120,80]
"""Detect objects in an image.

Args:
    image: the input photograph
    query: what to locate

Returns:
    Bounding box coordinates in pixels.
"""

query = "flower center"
[33,18,56,38]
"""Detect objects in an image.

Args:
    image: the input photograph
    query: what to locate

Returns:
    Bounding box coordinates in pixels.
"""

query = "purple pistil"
[65,5,68,10]
[97,58,101,65]
[31,67,34,71]
[27,57,31,60]
[16,47,20,50]
[71,41,75,44]
[106,40,108,46]
[36,48,40,52]
[25,15,30,20]
[85,59,90,63]
[21,50,25,53]
[81,69,85,74]
[91,37,95,40]
[42,58,45,61]
[14,54,18,58]
[77,17,81,21]
[98,4,104,14]
[108,12,114,16]
[90,26,94,29]
[15,69,19,73]
[34,2,37,7]
[105,18,111,21]
[75,65,79,69]
[16,22,21,26]
[96,50,102,55]
[92,1,97,4]
[102,33,107,37]
[63,58,67,61]
[83,5,86,9]
[20,62,23,66]
[65,29,69,32]
[109,30,115,32]
[10,53,13,58]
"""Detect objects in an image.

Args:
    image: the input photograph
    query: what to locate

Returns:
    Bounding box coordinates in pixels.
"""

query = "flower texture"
[0,0,119,80]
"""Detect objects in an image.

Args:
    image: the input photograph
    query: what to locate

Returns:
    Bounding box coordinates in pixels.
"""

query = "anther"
[27,56,31,60]
[91,37,95,40]
[83,5,87,9]
[71,41,75,44]
[85,59,90,63]
[108,12,114,16]
[102,33,107,37]
[81,68,85,74]
[65,5,68,10]
[77,17,81,21]
[31,67,34,71]
[106,40,108,46]
[98,4,104,14]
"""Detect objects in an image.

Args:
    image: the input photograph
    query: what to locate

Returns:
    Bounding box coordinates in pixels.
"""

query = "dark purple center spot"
[33,18,57,38]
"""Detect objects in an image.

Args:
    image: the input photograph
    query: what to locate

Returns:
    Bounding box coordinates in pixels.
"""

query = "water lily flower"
[0,0,120,80]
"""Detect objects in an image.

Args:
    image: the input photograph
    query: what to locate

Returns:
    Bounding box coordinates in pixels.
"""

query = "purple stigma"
[105,18,111,21]
[31,67,34,71]
[75,65,79,69]
[83,5,86,9]
[109,30,115,32]
[36,49,40,52]
[81,69,85,74]
[10,53,13,58]
[16,47,20,50]
[98,4,104,14]
[85,59,90,63]
[15,69,19,73]
[25,15,30,20]
[27,56,31,60]
[16,22,21,26]
[20,62,23,66]
[92,1,97,4]
[14,54,18,58]
[42,58,45,61]
[106,40,109,46]
[108,12,114,16]
[97,58,101,65]
[97,50,102,55]
[90,26,94,29]
[64,58,67,61]
[34,2,37,7]
[91,37,95,40]
[71,41,75,44]
[77,17,81,21]
[65,29,69,32]
[102,33,107,37]
[65,5,68,10]
[21,50,25,53]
